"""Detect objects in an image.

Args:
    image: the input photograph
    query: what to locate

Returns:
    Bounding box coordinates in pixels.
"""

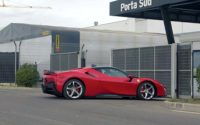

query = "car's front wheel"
[137,82,155,100]
[63,79,85,99]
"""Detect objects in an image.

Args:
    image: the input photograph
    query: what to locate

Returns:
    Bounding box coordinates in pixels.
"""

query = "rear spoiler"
[43,70,55,75]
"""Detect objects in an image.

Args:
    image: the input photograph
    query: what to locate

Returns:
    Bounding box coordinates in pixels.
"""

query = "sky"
[0,0,126,29]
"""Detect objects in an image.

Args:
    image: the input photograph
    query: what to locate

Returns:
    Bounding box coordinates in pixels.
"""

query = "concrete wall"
[20,36,52,76]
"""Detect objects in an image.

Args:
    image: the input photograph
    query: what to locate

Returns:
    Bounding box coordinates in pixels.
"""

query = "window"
[193,51,200,77]
[95,67,128,77]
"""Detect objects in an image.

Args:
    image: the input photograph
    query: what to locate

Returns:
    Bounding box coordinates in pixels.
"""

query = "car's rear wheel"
[137,82,155,100]
[63,79,85,99]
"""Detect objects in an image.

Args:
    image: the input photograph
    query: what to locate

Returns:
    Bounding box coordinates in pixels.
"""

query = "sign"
[110,0,189,16]
[120,0,152,12]
[41,31,50,36]
[55,34,60,52]
[52,31,80,54]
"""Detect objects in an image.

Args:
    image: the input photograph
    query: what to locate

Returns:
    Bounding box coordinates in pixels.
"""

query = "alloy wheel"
[139,83,155,100]
[65,80,84,99]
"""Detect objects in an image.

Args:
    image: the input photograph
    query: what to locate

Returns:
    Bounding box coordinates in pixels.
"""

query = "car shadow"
[40,95,166,102]
[84,97,166,102]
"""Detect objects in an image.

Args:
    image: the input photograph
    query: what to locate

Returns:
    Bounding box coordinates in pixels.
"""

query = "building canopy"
[0,23,77,43]
[110,0,200,23]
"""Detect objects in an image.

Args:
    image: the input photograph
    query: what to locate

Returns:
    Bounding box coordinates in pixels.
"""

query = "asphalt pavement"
[0,88,199,125]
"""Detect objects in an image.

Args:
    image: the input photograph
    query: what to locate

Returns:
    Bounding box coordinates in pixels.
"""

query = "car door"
[96,68,137,95]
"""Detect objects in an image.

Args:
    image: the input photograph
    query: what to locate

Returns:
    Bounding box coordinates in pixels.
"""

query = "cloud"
[0,0,125,29]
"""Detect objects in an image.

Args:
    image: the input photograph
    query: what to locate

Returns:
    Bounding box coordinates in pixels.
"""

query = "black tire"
[137,82,155,100]
[63,79,85,99]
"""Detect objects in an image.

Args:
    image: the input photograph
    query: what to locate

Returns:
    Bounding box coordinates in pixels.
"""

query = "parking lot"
[0,88,199,125]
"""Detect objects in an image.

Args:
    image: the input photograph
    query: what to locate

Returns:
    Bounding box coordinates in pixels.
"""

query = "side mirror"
[128,75,135,82]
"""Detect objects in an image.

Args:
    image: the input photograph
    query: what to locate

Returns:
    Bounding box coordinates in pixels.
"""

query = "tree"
[196,66,200,92]
[16,63,39,87]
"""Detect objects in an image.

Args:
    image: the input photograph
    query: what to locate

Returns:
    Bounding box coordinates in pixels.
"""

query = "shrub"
[16,63,39,87]
[197,66,200,92]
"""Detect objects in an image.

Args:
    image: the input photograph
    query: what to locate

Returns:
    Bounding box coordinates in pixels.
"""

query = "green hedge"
[16,63,39,87]
[197,66,200,92]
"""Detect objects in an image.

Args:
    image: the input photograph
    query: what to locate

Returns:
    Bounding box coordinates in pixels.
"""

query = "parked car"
[42,67,166,100]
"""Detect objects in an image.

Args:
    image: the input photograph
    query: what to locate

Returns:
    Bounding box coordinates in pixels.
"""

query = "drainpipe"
[191,42,194,99]
[19,40,22,67]
[13,41,17,85]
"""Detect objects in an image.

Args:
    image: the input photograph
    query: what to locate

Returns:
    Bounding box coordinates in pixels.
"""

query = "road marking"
[172,110,200,115]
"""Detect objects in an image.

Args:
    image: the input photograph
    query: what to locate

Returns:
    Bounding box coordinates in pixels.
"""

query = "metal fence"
[112,45,172,95]
[0,52,19,83]
[50,52,78,71]
[177,44,192,96]
[112,44,193,97]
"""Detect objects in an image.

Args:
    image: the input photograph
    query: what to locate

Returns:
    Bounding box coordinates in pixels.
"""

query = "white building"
[88,18,200,34]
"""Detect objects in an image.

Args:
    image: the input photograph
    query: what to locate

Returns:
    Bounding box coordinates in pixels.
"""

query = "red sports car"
[42,67,166,100]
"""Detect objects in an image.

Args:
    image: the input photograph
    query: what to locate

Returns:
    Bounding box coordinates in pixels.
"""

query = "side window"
[96,68,127,77]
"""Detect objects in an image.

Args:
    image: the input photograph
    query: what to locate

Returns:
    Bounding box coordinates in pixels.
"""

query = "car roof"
[89,66,117,69]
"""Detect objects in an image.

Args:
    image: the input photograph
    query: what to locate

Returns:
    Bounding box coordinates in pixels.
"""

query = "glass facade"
[193,51,200,77]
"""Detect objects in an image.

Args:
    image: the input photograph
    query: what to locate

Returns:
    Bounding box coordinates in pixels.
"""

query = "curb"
[165,101,200,113]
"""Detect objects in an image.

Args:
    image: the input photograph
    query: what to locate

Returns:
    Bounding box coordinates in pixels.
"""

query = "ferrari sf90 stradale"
[42,67,166,100]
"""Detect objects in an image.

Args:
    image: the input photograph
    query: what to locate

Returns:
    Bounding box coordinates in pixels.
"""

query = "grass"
[0,83,37,89]
[0,83,17,87]
[168,98,200,104]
